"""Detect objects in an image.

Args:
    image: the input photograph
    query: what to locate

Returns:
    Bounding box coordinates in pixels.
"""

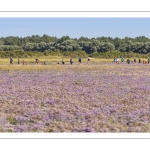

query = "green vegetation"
[89,50,150,58]
[7,117,18,125]
[1,35,150,58]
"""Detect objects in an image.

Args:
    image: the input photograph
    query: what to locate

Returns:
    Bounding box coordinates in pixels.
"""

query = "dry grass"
[0,57,114,65]
[0,57,148,65]
[0,63,121,71]
[0,56,149,71]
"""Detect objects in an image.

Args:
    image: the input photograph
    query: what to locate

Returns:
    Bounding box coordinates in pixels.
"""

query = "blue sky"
[0,18,150,38]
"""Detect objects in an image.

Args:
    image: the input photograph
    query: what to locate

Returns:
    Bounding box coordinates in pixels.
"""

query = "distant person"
[148,57,150,64]
[78,57,82,64]
[18,57,20,64]
[116,58,118,64]
[62,59,65,65]
[70,57,73,65]
[116,58,119,64]
[35,58,39,65]
[121,57,124,63]
[114,57,117,64]
[10,57,13,65]
[139,58,141,63]
[127,58,130,64]
[134,58,136,63]
[23,60,25,65]
[87,57,90,64]
[114,57,116,64]
[44,62,46,65]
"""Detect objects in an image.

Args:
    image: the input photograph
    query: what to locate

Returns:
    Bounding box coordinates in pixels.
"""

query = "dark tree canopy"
[0,35,150,54]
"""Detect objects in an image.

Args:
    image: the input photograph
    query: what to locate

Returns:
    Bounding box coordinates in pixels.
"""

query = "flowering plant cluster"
[0,64,150,132]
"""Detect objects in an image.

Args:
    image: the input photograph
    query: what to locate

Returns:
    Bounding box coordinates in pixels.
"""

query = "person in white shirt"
[116,58,119,64]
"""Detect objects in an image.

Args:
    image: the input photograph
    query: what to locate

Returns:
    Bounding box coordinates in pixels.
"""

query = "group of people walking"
[9,56,150,65]
[126,57,150,64]
[57,57,90,65]
[10,57,21,65]
[113,57,120,64]
[113,57,150,65]
[9,57,90,65]
[10,57,38,65]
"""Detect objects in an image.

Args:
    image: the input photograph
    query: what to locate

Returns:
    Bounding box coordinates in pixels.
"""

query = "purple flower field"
[0,64,150,132]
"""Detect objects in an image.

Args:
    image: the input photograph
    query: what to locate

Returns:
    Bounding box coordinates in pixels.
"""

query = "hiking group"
[57,57,90,65]
[9,56,150,65]
[113,57,150,65]
[9,56,88,65]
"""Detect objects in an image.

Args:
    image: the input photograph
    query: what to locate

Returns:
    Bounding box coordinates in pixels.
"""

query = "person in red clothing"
[35,58,39,64]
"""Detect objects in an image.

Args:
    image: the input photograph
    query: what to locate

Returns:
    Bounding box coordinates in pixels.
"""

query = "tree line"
[0,35,150,54]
